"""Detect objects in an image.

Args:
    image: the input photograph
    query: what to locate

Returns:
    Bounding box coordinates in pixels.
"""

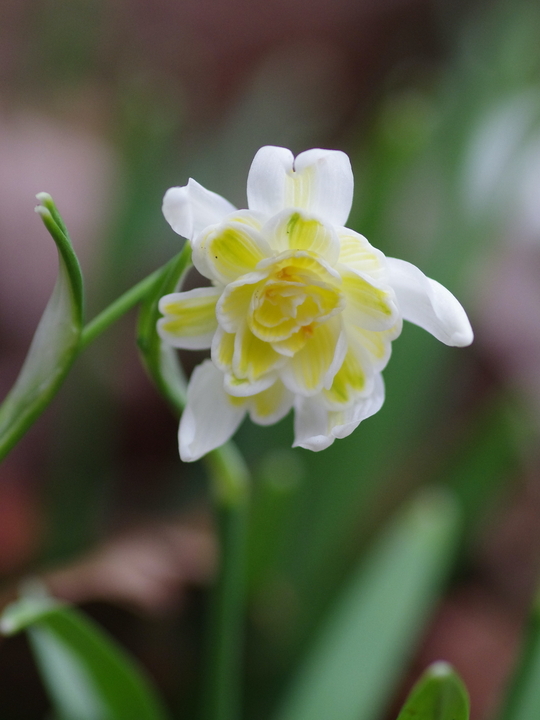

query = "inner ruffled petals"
[271,324,311,356]
[216,272,266,333]
[258,249,341,283]
[247,270,343,343]
[252,282,305,327]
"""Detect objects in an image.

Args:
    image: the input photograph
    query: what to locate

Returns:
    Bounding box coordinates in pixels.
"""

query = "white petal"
[292,395,335,452]
[292,374,385,451]
[386,258,474,347]
[293,148,354,225]
[246,146,295,219]
[247,146,354,225]
[163,179,236,241]
[331,373,386,439]
[179,360,245,462]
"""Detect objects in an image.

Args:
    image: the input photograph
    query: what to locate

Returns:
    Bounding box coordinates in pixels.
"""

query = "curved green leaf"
[498,590,540,720]
[0,193,84,461]
[137,241,192,415]
[396,662,470,720]
[273,489,460,720]
[1,595,171,720]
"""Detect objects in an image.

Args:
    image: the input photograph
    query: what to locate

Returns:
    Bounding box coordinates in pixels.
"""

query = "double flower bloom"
[158,146,473,461]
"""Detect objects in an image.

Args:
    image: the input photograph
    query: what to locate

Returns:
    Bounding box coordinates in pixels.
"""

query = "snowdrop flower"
[159,146,473,461]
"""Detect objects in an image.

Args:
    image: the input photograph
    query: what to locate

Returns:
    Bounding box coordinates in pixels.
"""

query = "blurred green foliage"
[1,593,170,720]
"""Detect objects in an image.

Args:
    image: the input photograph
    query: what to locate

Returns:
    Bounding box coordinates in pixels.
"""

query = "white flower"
[158,146,473,461]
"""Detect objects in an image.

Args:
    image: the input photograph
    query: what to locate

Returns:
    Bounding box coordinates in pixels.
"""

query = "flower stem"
[80,243,191,353]
[202,443,251,720]
[79,266,167,351]
[62,240,251,720]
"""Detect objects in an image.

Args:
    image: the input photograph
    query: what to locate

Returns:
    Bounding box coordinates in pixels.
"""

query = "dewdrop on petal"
[158,146,473,461]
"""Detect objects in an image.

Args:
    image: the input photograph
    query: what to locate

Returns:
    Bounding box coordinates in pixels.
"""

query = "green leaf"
[0,193,84,461]
[396,662,470,720]
[273,489,460,720]
[1,595,171,720]
[137,241,192,415]
[498,590,540,720]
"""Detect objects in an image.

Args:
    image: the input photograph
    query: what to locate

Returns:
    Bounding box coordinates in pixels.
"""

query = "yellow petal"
[158,288,220,349]
[271,328,309,356]
[199,222,271,283]
[337,228,386,280]
[233,324,286,381]
[347,320,402,371]
[323,347,368,408]
[265,210,340,264]
[341,268,397,331]
[211,327,235,371]
[224,371,276,397]
[282,317,346,395]
[248,381,293,425]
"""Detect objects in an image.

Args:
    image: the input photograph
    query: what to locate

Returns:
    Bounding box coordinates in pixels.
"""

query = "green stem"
[202,444,251,720]
[80,243,191,353]
[79,266,165,350]
[205,443,251,508]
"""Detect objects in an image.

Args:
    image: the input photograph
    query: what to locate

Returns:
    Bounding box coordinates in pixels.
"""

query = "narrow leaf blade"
[273,489,460,720]
[1,596,171,720]
[0,194,84,461]
[498,592,540,720]
[396,662,470,720]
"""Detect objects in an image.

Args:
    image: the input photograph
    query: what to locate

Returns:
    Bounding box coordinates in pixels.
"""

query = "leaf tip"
[35,193,57,222]
[0,615,16,636]
[426,660,455,678]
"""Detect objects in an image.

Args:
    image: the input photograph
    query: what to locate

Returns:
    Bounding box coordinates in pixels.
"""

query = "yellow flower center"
[248,253,344,344]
